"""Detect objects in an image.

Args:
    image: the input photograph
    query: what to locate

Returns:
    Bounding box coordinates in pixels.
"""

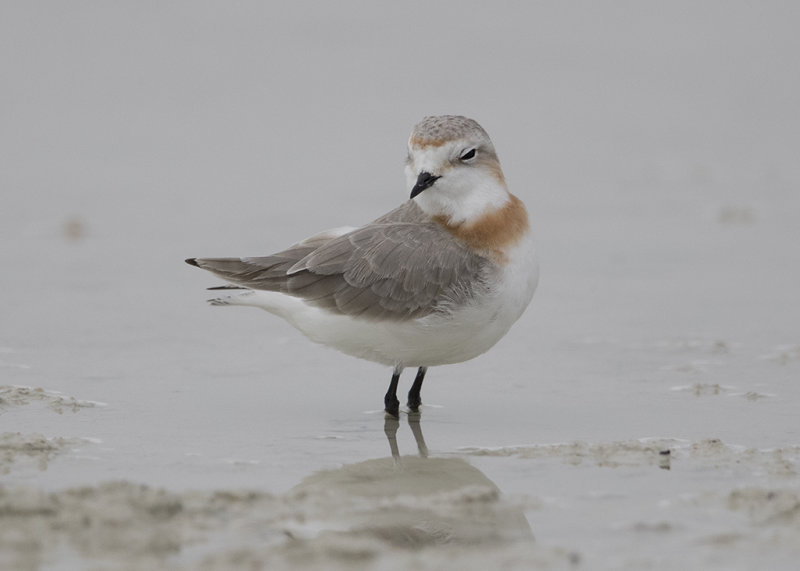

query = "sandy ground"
[2,425,800,570]
[2,2,800,569]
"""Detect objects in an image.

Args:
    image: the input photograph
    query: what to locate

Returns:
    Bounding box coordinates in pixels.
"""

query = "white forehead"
[408,115,491,149]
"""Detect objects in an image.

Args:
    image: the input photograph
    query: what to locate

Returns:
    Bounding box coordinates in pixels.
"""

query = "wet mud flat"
[0,421,550,571]
[2,408,800,570]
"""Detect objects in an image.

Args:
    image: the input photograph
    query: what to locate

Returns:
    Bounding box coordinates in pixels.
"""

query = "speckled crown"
[409,115,491,147]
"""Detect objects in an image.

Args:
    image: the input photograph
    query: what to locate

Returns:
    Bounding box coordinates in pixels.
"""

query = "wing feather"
[190,201,496,321]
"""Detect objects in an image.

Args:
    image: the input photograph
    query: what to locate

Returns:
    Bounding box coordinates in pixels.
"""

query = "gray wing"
[188,201,494,321]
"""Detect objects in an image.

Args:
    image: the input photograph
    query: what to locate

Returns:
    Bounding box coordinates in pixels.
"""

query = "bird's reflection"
[384,414,428,459]
[287,416,534,549]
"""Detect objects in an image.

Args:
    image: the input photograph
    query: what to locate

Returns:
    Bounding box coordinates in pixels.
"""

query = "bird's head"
[405,115,510,225]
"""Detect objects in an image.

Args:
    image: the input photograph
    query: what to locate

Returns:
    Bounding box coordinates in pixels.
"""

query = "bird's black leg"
[384,367,402,418]
[407,366,427,413]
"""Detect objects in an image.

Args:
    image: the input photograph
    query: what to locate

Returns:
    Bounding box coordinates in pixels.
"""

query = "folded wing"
[188,202,493,321]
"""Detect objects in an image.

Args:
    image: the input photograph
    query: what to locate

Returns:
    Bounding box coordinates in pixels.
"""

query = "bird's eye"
[459,148,477,162]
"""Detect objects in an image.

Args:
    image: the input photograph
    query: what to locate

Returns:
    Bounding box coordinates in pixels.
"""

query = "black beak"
[410,171,441,199]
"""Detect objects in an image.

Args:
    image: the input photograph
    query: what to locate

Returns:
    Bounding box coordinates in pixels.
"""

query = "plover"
[186,115,538,417]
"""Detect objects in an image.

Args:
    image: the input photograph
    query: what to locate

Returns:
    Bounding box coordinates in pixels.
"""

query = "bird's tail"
[185,257,308,319]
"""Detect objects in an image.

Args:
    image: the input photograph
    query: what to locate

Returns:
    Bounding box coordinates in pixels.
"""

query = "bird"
[186,115,538,418]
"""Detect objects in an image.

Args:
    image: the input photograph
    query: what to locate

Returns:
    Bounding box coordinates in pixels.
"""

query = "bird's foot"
[384,398,400,419]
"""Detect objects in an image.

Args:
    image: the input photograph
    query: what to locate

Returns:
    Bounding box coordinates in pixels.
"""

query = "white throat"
[412,168,510,225]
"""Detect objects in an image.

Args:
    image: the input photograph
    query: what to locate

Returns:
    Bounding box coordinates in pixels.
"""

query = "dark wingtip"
[207,285,246,291]
[185,258,200,267]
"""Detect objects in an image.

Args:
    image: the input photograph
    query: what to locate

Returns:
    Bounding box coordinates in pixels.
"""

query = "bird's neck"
[433,193,530,262]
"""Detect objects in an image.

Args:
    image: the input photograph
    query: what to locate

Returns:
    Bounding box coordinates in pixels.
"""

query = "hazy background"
[2,2,799,568]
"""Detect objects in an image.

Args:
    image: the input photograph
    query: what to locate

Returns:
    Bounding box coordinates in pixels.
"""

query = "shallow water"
[2,2,800,569]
